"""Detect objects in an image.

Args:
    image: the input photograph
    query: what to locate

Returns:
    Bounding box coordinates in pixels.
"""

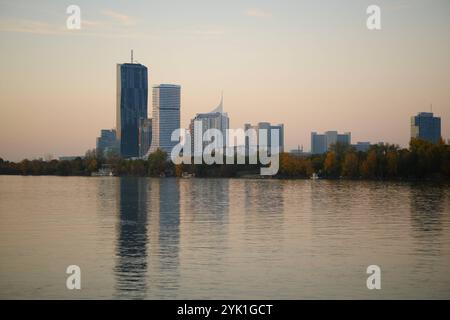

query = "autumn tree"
[324,151,339,177]
[342,152,359,178]
[361,150,377,178]
[386,150,398,177]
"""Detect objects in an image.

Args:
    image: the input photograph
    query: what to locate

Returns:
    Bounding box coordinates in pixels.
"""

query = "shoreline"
[1,173,448,183]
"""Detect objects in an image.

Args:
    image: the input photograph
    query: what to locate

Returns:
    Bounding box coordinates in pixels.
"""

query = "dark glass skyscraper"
[116,63,148,158]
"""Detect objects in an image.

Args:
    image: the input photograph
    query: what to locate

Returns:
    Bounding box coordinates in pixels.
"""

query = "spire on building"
[210,91,224,113]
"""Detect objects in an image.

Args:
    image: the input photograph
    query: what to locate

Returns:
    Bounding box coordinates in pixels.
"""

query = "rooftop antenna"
[131,49,134,63]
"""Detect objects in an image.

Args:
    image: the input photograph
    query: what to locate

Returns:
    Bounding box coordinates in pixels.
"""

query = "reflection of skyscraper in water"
[147,179,180,298]
[115,177,149,299]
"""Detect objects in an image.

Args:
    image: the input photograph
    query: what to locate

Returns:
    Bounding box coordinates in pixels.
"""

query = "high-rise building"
[352,141,371,152]
[138,118,152,157]
[244,122,284,154]
[411,112,441,144]
[96,129,118,157]
[189,94,229,152]
[311,131,351,154]
[116,61,148,158]
[148,84,181,155]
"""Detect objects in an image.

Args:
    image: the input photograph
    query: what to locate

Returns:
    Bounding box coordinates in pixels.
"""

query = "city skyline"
[1,0,450,161]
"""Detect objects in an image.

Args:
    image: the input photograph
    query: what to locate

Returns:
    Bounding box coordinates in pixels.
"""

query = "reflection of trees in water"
[308,181,359,227]
[244,180,284,214]
[409,183,447,277]
[410,183,445,236]
[182,179,229,223]
[243,180,284,250]
[180,179,229,261]
[308,181,412,227]
[114,177,149,299]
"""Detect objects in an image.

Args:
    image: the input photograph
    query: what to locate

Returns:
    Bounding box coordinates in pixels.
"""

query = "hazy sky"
[0,0,449,161]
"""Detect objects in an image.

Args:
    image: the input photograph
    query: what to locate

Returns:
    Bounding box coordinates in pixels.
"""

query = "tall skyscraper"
[189,94,229,152]
[311,131,351,154]
[411,112,441,144]
[116,60,148,158]
[148,84,181,155]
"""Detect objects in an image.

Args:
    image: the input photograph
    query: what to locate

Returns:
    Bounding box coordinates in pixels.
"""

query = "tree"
[324,152,339,177]
[386,150,398,177]
[148,148,168,176]
[86,158,98,173]
[342,152,359,178]
[361,150,377,178]
[175,164,184,177]
[19,159,31,175]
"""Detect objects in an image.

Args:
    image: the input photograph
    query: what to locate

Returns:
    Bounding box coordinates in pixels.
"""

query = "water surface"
[0,176,449,299]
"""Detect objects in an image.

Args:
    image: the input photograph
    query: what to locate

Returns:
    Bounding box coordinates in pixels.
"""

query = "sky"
[0,0,449,161]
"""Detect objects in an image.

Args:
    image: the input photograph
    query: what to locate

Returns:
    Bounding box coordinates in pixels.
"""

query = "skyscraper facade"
[189,95,229,152]
[411,112,441,144]
[352,141,371,152]
[148,84,181,155]
[138,118,152,157]
[96,129,118,157]
[244,122,285,154]
[116,63,148,158]
[311,131,351,154]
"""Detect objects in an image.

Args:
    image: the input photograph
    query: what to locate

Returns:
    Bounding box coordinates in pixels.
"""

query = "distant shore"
[1,138,449,181]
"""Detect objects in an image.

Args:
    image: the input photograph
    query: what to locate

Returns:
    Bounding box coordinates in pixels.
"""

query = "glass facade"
[116,63,148,158]
[311,131,351,154]
[411,112,441,144]
[96,129,118,157]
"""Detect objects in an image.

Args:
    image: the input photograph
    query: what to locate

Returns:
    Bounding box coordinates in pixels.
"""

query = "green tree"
[148,148,168,176]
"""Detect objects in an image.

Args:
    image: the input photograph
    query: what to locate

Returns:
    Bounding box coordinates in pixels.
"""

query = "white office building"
[189,94,229,152]
[147,84,181,155]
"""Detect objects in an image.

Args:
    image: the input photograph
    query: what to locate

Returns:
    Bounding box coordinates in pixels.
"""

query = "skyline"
[1,0,450,161]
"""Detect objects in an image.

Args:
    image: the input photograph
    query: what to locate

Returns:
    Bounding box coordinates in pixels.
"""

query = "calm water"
[0,176,449,299]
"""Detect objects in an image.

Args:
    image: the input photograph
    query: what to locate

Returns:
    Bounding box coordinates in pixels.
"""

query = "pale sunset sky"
[0,0,449,161]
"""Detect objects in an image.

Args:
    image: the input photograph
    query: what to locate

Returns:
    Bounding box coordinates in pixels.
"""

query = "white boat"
[310,172,320,180]
[92,164,114,176]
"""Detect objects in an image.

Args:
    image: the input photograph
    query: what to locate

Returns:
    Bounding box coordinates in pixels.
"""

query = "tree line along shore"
[1,139,449,180]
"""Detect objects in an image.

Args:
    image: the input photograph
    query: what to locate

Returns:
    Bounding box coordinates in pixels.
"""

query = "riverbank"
[1,138,449,180]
